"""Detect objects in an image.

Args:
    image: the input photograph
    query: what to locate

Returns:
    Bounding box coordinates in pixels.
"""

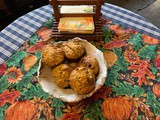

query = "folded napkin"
[58,17,95,33]
[58,5,94,33]
[60,5,93,13]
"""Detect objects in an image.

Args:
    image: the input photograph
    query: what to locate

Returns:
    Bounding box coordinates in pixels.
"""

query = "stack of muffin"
[41,40,99,95]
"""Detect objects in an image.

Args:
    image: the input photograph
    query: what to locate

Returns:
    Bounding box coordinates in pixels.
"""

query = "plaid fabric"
[0,4,159,65]
[102,3,160,39]
[0,5,53,65]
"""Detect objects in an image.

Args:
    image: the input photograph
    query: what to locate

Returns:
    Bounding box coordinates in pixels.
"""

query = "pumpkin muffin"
[68,62,78,69]
[62,41,85,60]
[52,64,72,88]
[69,67,95,95]
[78,55,99,75]
[42,44,65,67]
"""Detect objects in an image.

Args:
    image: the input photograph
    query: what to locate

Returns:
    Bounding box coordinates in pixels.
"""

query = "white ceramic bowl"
[38,37,107,102]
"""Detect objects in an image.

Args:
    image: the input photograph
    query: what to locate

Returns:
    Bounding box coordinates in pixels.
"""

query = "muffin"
[62,41,85,60]
[52,64,72,88]
[42,44,65,67]
[78,55,99,75]
[69,67,95,95]
[68,62,78,69]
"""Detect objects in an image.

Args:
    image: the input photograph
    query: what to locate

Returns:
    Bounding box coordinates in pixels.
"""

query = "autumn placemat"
[0,17,160,120]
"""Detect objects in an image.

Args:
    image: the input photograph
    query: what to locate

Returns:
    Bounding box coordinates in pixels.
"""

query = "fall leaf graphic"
[109,24,136,36]
[0,89,21,107]
[27,41,48,53]
[103,40,126,50]
[103,51,118,68]
[92,86,111,101]
[0,62,7,76]
[153,83,160,98]
[23,54,38,71]
[142,34,160,45]
[59,113,81,120]
[128,60,156,86]
[37,26,52,40]
[153,55,160,70]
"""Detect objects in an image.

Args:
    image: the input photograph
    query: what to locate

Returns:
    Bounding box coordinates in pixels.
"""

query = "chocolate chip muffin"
[78,55,99,75]
[52,64,72,88]
[69,67,95,95]
[42,44,65,67]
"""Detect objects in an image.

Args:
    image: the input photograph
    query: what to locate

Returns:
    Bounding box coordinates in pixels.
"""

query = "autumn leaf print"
[0,90,21,107]
[128,60,156,86]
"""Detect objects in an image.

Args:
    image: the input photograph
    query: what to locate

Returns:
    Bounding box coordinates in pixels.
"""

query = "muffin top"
[52,64,72,88]
[42,44,65,67]
[78,55,99,75]
[62,41,85,60]
[69,67,95,95]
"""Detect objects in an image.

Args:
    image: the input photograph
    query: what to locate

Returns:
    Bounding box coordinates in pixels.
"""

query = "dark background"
[106,0,160,29]
[0,0,159,31]
[0,0,49,30]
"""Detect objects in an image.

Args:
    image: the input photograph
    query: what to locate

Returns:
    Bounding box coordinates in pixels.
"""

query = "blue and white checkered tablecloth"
[0,3,160,65]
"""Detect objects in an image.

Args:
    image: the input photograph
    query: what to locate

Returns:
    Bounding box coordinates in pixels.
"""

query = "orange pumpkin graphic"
[153,83,160,98]
[101,97,132,120]
[5,100,36,120]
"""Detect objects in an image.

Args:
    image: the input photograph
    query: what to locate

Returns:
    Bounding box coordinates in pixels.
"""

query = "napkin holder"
[49,0,104,41]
